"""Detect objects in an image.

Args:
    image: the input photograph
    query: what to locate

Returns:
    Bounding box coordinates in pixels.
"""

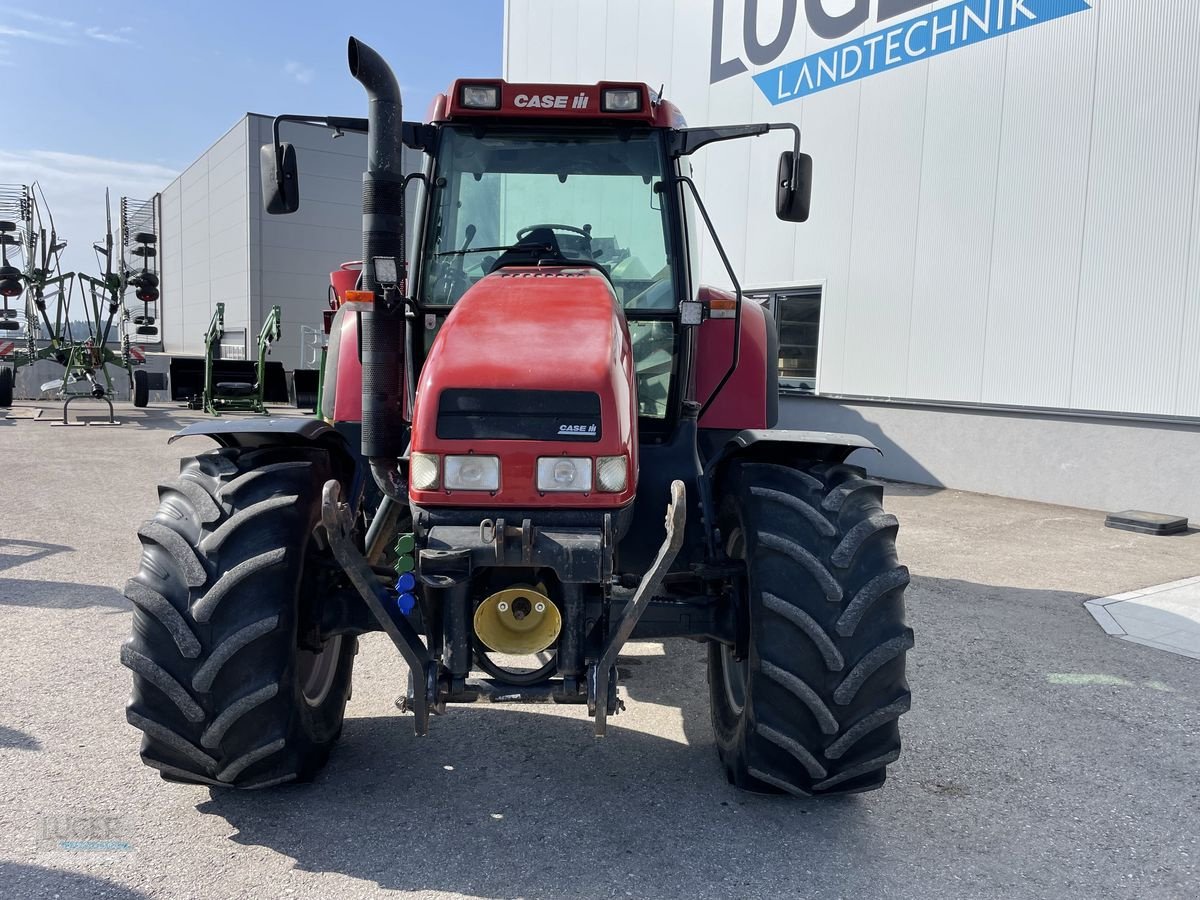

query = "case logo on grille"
[558,423,597,436]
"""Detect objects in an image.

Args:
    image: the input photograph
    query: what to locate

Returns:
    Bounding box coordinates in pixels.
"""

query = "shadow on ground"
[0,724,42,751]
[0,577,128,611]
[0,862,150,899]
[0,539,72,573]
[191,573,1200,898]
[198,644,882,899]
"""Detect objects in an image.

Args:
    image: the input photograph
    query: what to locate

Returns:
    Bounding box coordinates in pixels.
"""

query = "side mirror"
[775,150,812,223]
[260,142,299,214]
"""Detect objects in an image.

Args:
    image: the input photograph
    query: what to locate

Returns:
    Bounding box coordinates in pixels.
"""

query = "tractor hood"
[409,266,638,508]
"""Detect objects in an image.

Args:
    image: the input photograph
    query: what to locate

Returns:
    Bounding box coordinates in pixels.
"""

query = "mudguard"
[706,428,879,472]
[168,417,364,501]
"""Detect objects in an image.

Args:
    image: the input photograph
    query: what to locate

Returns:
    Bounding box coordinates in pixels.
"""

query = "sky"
[0,0,503,281]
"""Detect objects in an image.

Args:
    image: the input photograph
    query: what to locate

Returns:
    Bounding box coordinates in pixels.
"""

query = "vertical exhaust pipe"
[348,37,407,498]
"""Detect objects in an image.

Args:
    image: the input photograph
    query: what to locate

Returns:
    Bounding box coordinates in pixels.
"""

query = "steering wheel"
[516,223,591,243]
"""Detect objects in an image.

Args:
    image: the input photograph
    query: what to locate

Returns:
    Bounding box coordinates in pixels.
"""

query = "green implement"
[202,302,281,415]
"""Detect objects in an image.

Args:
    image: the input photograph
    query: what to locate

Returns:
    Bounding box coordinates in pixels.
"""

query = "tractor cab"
[418,90,686,425]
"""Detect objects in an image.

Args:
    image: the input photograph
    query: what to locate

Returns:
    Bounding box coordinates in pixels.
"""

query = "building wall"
[247,115,369,371]
[787,397,1200,522]
[158,117,252,359]
[505,0,1200,519]
[159,113,420,373]
[503,0,1200,421]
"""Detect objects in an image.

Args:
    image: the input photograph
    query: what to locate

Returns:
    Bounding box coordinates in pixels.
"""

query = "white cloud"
[86,25,133,45]
[0,150,178,286]
[0,11,135,47]
[5,10,77,29]
[284,60,315,85]
[0,24,73,45]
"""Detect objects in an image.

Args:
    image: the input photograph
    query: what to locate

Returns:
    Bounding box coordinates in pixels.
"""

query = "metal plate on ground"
[5,408,41,419]
[1105,509,1188,536]
[1085,575,1200,660]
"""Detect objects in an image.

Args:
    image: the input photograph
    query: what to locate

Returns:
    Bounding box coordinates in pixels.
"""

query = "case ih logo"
[558,423,597,436]
[514,92,590,110]
[712,0,1092,103]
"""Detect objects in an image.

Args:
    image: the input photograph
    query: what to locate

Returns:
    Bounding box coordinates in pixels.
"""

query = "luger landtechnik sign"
[711,0,1093,103]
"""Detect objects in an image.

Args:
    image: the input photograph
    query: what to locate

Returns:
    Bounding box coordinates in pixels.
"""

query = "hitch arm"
[591,480,687,736]
[320,479,436,735]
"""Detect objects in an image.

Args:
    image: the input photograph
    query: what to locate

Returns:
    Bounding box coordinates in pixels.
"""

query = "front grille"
[437,389,601,441]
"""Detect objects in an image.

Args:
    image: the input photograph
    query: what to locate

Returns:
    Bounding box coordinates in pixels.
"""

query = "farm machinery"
[0,185,158,411]
[122,38,911,796]
[195,301,282,415]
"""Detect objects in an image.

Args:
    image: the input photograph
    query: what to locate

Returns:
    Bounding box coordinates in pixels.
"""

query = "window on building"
[745,286,822,394]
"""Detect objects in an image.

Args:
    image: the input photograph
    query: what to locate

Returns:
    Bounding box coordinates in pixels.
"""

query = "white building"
[155,114,369,371]
[504,0,1200,520]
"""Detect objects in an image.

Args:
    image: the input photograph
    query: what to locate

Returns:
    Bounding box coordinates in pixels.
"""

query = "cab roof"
[432,79,687,129]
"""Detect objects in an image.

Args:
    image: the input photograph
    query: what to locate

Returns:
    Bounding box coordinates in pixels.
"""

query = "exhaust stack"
[348,37,407,497]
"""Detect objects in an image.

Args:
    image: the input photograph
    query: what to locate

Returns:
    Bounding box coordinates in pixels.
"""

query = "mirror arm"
[769,121,802,160]
[269,115,436,157]
[669,122,801,157]
[674,175,743,420]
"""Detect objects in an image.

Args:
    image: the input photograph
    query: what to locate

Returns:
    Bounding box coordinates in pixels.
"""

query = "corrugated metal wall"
[158,116,369,371]
[158,118,251,359]
[248,115,368,371]
[504,0,1200,420]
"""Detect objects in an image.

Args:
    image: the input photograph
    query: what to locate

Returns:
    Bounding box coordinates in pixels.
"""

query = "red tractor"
[122,39,911,796]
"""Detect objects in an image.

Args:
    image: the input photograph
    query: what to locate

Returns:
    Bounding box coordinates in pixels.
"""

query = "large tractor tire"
[0,366,12,407]
[709,461,912,796]
[122,445,355,788]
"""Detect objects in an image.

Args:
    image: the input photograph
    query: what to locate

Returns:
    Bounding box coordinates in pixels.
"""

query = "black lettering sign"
[744,0,798,65]
[712,0,944,82]
[711,0,749,83]
[804,0,869,41]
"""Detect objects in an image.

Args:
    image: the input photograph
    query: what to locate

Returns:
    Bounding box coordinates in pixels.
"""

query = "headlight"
[596,455,628,492]
[410,452,440,491]
[537,457,592,492]
[601,88,642,112]
[444,455,500,491]
[460,84,500,109]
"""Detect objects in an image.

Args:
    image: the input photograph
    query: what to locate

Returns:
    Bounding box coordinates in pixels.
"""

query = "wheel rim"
[722,527,749,715]
[298,635,342,707]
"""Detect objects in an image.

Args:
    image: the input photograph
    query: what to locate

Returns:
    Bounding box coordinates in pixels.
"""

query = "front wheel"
[122,445,355,788]
[0,366,12,407]
[709,461,912,796]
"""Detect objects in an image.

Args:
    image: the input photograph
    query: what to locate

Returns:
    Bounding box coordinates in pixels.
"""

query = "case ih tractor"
[122,39,911,796]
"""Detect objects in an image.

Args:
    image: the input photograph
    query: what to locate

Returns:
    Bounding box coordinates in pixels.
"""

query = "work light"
[537,457,592,492]
[444,455,500,491]
[596,455,628,492]
[601,88,642,112]
[461,84,500,109]
[410,452,440,490]
[373,256,398,285]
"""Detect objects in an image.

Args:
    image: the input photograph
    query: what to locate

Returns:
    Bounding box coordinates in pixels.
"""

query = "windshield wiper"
[431,245,514,258]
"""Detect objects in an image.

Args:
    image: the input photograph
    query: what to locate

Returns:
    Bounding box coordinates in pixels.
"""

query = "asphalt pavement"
[1,401,1197,899]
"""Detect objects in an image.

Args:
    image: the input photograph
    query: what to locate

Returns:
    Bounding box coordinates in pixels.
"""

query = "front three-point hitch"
[320,479,687,737]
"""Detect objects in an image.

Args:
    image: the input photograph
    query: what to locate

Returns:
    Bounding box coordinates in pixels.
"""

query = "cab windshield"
[421,127,676,312]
